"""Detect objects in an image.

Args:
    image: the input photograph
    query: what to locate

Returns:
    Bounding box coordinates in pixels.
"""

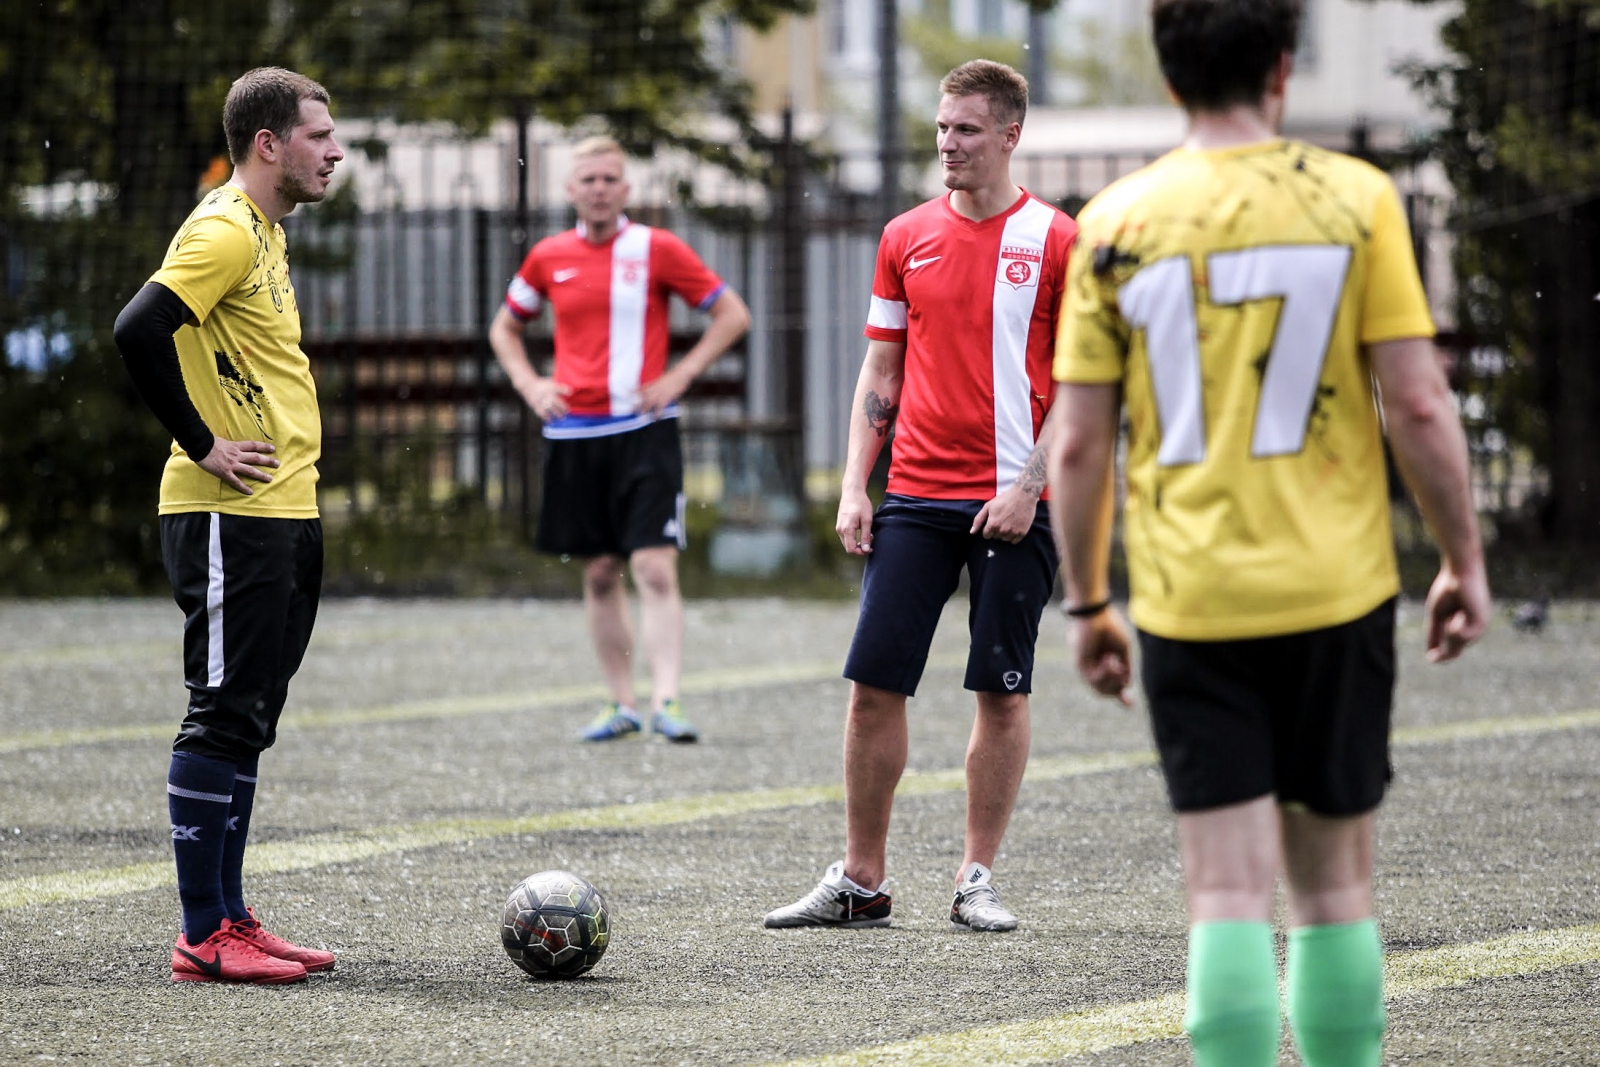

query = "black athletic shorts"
[160,512,322,763]
[1137,597,1398,816]
[535,419,686,558]
[843,494,1059,697]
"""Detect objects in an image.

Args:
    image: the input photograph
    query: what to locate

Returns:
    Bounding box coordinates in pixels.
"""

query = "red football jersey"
[506,218,725,421]
[865,190,1077,500]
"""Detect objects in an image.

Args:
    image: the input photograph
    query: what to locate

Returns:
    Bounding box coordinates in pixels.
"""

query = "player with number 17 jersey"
[865,190,1077,499]
[1056,140,1435,640]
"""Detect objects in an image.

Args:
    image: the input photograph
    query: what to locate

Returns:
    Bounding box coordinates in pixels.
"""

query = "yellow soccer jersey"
[150,187,320,518]
[1055,139,1434,640]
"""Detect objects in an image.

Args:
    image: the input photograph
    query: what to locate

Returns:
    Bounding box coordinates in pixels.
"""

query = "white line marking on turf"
[1,708,1596,911]
[0,621,523,670]
[4,628,1599,755]
[0,655,922,754]
[0,640,175,670]
[758,923,1600,1067]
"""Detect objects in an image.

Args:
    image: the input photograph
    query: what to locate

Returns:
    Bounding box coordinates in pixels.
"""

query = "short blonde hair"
[572,135,625,164]
[939,60,1029,129]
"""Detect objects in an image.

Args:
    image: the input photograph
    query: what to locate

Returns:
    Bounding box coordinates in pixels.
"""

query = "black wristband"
[1063,598,1112,618]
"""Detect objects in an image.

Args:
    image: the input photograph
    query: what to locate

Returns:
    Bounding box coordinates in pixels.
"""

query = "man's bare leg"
[629,545,682,709]
[1178,795,1282,922]
[842,682,908,890]
[959,690,1031,879]
[582,554,636,708]
[1177,795,1284,1067]
[1282,808,1385,1067]
[1282,808,1375,926]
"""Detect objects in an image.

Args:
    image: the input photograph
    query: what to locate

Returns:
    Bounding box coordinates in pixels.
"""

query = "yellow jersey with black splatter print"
[1054,139,1434,640]
[150,185,319,518]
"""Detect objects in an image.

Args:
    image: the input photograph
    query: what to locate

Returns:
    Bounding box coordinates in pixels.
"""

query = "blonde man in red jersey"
[490,137,750,743]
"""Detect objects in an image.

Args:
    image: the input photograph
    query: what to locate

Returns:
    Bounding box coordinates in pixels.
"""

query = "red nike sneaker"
[233,907,336,972]
[171,919,307,984]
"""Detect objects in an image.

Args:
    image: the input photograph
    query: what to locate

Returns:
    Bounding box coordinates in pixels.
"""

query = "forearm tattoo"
[863,390,899,438]
[1016,443,1048,494]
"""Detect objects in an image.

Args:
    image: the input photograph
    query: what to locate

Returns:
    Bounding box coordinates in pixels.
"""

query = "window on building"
[710,14,737,69]
[978,0,1006,37]
[1296,0,1318,73]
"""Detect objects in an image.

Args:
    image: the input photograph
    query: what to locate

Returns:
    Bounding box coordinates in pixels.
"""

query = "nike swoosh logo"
[175,946,224,978]
[553,269,579,283]
[907,254,941,271]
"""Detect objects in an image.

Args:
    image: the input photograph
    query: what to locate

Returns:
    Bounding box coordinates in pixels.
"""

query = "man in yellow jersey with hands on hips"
[1046,3,1489,1066]
[114,67,344,984]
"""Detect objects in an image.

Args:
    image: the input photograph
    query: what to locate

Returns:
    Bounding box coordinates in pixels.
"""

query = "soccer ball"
[500,870,611,979]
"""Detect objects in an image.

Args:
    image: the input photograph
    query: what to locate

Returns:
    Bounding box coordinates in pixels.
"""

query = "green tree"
[1406,0,1600,544]
[0,0,811,594]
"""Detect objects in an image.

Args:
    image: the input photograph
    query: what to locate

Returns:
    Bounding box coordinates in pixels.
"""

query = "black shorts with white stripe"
[534,418,687,558]
[159,512,322,762]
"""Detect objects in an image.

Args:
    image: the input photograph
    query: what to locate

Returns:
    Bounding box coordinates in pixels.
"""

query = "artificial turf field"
[1,596,1596,1065]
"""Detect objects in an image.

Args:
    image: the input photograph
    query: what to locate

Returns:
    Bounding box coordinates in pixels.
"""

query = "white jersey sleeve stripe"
[505,275,542,320]
[990,198,1054,492]
[867,295,908,331]
[609,224,653,415]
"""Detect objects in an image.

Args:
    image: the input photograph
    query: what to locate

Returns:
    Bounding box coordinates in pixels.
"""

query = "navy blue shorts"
[843,494,1059,697]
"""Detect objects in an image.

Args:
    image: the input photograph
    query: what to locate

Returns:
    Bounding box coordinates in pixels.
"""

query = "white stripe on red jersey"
[607,222,652,414]
[504,219,726,432]
[992,197,1058,490]
[864,190,1077,500]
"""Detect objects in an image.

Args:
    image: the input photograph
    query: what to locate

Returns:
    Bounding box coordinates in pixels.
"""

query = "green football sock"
[1287,920,1386,1067]
[1183,921,1281,1067]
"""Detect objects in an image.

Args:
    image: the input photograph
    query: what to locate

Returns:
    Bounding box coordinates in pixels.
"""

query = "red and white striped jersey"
[865,190,1077,500]
[506,217,725,432]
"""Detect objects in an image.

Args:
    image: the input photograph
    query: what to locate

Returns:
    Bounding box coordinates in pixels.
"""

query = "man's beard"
[278,169,327,206]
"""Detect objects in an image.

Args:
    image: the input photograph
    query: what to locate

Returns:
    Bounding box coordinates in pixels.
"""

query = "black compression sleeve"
[113,282,216,460]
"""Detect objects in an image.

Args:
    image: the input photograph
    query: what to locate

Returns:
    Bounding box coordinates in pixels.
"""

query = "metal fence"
[285,125,1528,556]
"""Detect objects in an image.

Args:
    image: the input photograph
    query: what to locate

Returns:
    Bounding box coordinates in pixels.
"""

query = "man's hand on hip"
[637,367,690,415]
[517,377,571,422]
[197,438,278,496]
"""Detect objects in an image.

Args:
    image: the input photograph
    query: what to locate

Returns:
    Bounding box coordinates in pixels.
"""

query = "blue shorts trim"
[843,495,1058,697]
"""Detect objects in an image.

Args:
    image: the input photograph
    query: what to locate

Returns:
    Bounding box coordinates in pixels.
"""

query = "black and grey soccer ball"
[500,870,611,979]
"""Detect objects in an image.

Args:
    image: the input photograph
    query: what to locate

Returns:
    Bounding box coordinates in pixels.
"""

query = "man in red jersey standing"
[490,136,750,744]
[765,60,1077,932]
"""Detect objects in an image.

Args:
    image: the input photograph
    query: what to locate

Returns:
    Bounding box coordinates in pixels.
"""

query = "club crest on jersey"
[617,258,647,285]
[998,244,1042,290]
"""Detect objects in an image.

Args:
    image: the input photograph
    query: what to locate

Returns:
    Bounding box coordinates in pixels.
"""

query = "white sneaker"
[950,862,1018,932]
[763,862,892,928]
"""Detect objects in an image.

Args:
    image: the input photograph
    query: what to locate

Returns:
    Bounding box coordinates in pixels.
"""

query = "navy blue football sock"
[167,751,236,943]
[221,755,259,922]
